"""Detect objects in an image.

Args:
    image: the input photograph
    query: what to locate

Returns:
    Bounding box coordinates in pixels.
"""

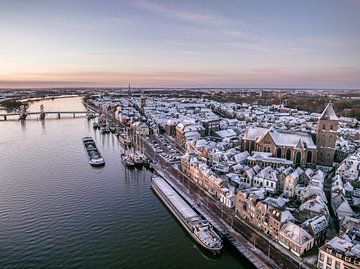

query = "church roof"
[242,127,268,141]
[320,102,338,121]
[258,128,317,149]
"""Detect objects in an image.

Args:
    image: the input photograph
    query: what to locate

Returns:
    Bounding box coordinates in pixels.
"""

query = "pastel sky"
[1,0,360,88]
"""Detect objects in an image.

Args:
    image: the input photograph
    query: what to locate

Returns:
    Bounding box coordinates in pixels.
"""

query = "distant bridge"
[0,111,97,120]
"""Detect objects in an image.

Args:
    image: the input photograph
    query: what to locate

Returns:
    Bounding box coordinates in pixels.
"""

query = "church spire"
[320,102,338,121]
[127,83,132,99]
[140,89,146,110]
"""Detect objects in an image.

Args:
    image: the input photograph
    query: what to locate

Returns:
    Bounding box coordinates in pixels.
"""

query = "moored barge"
[151,176,223,255]
[82,137,105,166]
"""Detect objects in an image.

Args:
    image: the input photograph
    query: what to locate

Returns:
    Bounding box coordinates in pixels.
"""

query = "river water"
[0,97,247,269]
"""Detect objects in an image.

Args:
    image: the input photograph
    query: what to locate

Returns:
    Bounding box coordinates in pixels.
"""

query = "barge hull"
[151,176,222,254]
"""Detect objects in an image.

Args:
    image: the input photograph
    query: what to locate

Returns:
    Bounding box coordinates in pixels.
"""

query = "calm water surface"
[0,97,246,268]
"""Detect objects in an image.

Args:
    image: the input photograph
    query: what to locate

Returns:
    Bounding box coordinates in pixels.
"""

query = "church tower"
[140,89,146,110]
[316,102,338,166]
[127,84,132,100]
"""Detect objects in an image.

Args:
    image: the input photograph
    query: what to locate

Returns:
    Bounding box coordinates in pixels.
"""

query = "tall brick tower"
[316,102,338,166]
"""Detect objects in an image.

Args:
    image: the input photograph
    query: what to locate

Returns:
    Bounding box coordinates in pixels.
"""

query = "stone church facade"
[241,103,338,168]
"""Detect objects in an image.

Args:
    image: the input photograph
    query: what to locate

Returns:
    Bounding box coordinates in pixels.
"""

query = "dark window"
[322,124,326,130]
[277,148,282,158]
[286,148,291,160]
[295,152,301,167]
[306,151,312,163]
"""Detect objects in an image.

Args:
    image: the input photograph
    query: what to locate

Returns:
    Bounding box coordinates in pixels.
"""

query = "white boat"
[121,153,135,167]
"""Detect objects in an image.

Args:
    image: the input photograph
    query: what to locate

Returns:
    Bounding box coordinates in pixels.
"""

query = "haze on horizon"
[0,0,359,89]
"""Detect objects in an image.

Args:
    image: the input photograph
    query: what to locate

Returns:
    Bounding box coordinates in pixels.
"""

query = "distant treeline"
[0,99,27,112]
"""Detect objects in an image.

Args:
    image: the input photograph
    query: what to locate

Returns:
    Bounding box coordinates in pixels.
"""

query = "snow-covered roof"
[303,215,328,234]
[242,127,268,141]
[280,222,313,245]
[325,235,359,258]
[261,128,316,149]
[215,129,237,138]
[320,102,338,121]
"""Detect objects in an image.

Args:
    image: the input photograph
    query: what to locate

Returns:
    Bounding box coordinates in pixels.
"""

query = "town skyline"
[1,0,360,89]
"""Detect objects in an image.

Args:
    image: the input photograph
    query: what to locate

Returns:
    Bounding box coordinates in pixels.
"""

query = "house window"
[335,261,340,269]
[319,253,324,261]
[330,125,333,130]
[323,124,326,130]
[326,257,332,266]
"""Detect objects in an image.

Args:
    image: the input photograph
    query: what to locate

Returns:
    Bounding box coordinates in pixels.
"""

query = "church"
[240,103,338,168]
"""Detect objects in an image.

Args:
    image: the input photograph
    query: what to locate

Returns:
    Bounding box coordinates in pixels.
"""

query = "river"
[0,97,247,269]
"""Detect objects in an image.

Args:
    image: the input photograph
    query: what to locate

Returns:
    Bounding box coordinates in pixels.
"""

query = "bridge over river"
[0,110,98,120]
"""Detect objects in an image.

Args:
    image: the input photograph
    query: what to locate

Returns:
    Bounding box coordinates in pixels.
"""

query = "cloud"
[133,0,231,26]
[1,68,359,89]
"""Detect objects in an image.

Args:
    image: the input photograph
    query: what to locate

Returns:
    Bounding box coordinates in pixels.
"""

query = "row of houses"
[180,153,329,257]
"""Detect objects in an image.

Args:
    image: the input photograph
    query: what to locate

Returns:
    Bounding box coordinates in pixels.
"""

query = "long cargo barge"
[82,137,105,166]
[151,176,223,255]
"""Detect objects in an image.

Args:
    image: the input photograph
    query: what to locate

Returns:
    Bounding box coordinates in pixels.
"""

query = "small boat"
[151,176,223,255]
[93,122,99,129]
[133,154,145,166]
[121,153,135,167]
[110,126,116,133]
[105,126,110,133]
[132,152,147,167]
[100,127,106,134]
[118,134,132,146]
[87,113,95,120]
[82,137,105,166]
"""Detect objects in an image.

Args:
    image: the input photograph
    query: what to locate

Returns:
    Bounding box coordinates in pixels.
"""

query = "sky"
[0,0,359,89]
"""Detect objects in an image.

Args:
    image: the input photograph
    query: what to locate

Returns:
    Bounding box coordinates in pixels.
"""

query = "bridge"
[0,111,96,120]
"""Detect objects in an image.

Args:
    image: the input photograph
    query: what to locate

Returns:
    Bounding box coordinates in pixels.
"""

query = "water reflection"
[0,96,247,269]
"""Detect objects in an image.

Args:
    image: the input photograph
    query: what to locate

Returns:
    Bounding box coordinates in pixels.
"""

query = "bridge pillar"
[73,113,75,118]
[4,115,7,121]
[57,113,61,119]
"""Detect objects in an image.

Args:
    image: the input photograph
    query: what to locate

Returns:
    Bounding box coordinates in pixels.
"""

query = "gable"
[258,132,276,146]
